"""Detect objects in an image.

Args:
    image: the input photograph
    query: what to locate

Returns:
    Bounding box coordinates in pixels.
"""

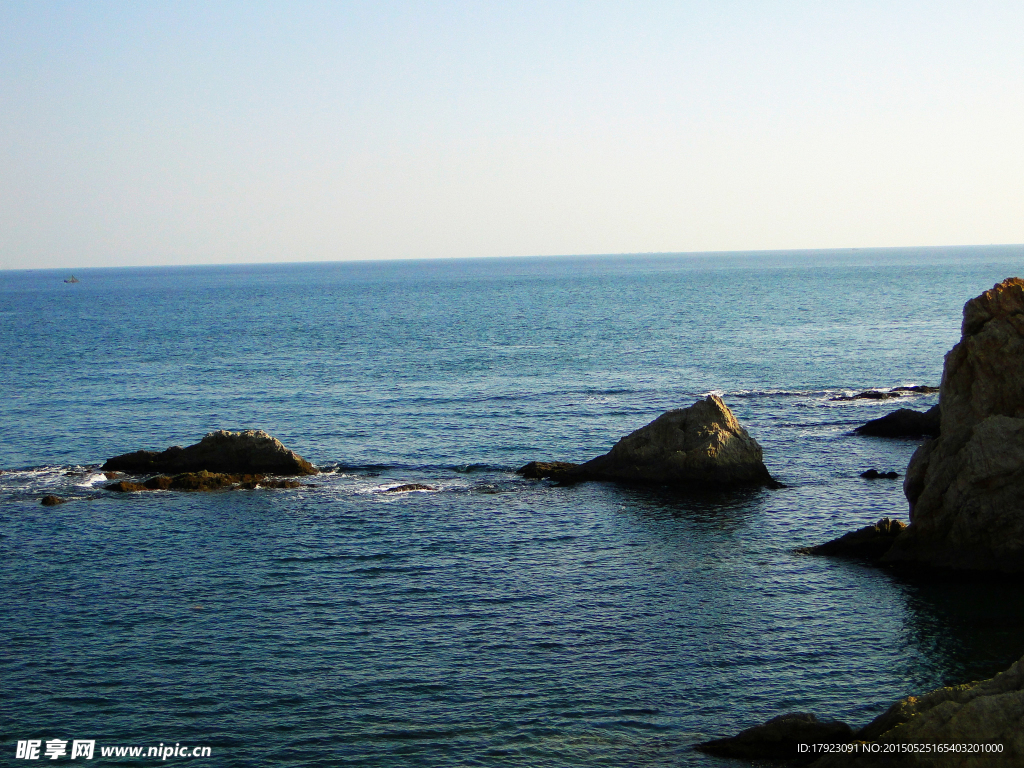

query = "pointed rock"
[575,395,776,488]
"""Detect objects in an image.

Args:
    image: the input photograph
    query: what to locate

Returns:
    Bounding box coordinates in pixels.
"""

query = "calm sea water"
[4,246,1024,766]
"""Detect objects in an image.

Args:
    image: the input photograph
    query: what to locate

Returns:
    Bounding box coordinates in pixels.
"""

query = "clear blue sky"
[2,1,1022,269]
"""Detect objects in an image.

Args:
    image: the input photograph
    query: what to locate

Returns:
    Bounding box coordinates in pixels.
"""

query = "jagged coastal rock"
[519,395,776,489]
[854,405,940,438]
[883,278,1024,572]
[103,430,317,476]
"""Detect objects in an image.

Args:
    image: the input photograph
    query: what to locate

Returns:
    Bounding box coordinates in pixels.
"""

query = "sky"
[1,1,1023,270]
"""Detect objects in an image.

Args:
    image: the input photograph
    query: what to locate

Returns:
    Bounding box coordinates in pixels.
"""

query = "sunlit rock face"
[574,394,776,488]
[885,278,1024,572]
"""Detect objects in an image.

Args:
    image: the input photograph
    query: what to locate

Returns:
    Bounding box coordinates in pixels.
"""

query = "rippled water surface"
[4,247,1024,766]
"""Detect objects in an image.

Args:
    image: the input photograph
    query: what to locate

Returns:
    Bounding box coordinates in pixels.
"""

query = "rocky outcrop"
[796,518,907,560]
[41,495,66,506]
[103,430,317,476]
[106,471,304,492]
[808,653,1024,766]
[566,395,776,488]
[855,405,941,438]
[883,278,1024,572]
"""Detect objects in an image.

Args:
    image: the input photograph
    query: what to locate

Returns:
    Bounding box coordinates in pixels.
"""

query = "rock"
[810,654,1024,766]
[515,461,580,481]
[892,385,940,394]
[796,518,907,559]
[884,278,1024,572]
[830,390,904,401]
[102,430,317,476]
[41,495,66,506]
[166,471,241,491]
[860,469,900,479]
[103,471,124,479]
[106,471,306,493]
[572,395,776,488]
[260,479,303,489]
[516,397,776,489]
[855,405,941,438]
[696,712,853,760]
[106,480,149,492]
[380,483,436,493]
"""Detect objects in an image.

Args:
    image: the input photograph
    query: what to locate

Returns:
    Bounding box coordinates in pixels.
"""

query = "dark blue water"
[4,247,1024,766]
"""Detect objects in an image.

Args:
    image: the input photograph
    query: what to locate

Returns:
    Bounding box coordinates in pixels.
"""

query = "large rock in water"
[103,430,317,476]
[883,278,1024,571]
[573,395,776,488]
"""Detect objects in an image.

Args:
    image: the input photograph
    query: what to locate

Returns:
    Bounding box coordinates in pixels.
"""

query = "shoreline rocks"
[103,430,317,476]
[519,395,778,489]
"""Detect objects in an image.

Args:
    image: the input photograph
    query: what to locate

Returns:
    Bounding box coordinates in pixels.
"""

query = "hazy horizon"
[3,1,1023,271]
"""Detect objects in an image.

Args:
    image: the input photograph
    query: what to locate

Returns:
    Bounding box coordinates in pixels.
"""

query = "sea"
[3,245,1024,767]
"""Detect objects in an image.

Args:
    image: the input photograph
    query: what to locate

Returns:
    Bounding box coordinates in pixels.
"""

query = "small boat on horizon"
[64,275,79,283]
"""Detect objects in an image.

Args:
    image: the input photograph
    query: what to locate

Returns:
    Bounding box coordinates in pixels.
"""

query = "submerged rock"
[105,480,149,492]
[105,471,304,493]
[41,495,66,506]
[379,483,436,493]
[696,712,853,760]
[831,390,903,401]
[796,518,907,560]
[574,395,777,488]
[515,461,580,481]
[854,405,940,438]
[103,430,317,476]
[860,469,900,479]
[884,278,1024,572]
